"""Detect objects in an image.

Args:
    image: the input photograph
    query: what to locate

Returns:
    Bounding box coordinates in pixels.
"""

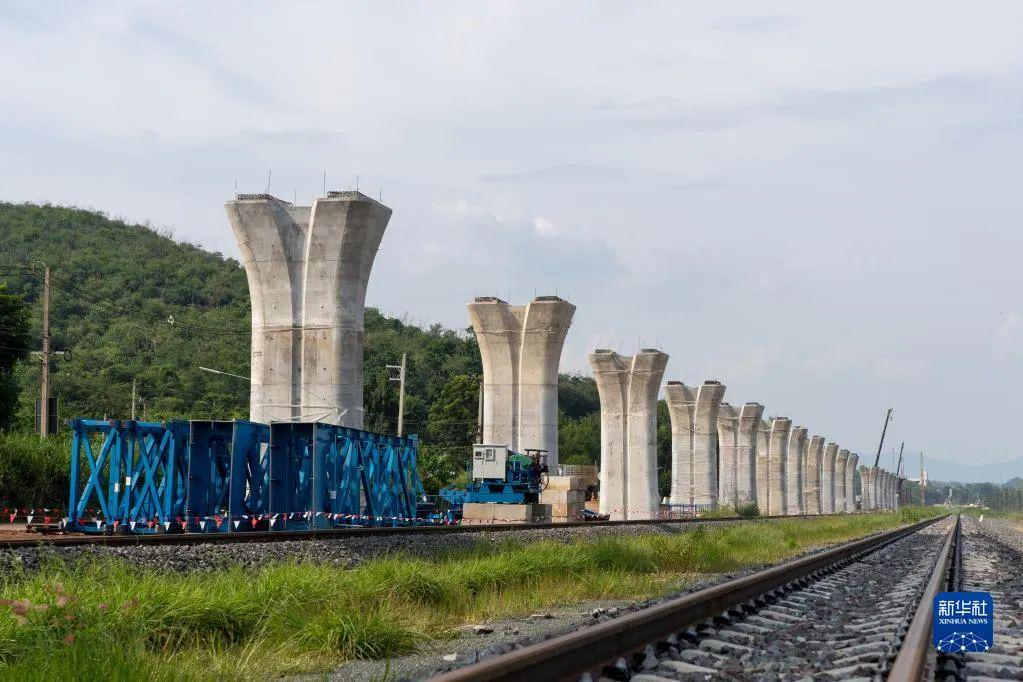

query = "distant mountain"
[923,456,1023,485]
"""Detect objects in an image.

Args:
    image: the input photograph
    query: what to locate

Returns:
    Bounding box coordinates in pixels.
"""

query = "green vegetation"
[0,510,939,679]
[0,283,31,430]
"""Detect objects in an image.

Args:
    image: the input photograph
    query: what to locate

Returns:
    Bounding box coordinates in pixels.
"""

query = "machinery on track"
[437,444,549,521]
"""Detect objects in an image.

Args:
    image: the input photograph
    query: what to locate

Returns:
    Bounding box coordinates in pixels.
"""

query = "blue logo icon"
[933,591,994,653]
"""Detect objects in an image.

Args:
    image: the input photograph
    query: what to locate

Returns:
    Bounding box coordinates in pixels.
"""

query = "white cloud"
[532,215,560,238]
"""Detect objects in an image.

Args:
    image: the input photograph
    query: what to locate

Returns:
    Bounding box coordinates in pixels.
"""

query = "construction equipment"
[438,445,549,519]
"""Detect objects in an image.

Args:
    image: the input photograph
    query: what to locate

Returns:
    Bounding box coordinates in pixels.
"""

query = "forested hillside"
[0,202,617,493]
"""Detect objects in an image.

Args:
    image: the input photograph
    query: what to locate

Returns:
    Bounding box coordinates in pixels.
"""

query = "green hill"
[0,202,604,500]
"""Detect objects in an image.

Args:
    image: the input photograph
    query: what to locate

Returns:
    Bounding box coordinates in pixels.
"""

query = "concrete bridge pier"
[469,296,575,465]
[590,349,668,520]
[821,443,838,513]
[786,427,808,515]
[835,450,850,511]
[804,436,825,515]
[846,453,859,511]
[666,380,725,509]
[756,419,771,514]
[716,404,739,509]
[737,403,764,509]
[767,418,792,515]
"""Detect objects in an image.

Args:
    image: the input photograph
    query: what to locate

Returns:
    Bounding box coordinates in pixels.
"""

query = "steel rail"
[430,515,946,682]
[3,512,860,550]
[887,513,959,680]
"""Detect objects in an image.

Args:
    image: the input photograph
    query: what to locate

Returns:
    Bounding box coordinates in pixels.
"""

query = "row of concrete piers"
[227,192,901,522]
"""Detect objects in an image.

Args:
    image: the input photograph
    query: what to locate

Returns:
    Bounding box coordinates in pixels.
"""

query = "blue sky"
[1,1,1022,472]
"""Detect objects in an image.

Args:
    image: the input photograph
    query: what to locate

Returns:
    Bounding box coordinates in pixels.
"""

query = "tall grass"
[0,508,940,679]
[0,431,69,509]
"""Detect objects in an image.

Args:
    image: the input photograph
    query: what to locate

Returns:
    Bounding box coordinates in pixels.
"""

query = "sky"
[1,1,1021,474]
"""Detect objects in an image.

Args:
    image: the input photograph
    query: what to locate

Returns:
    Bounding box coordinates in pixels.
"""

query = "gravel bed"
[0,519,760,574]
[950,516,1023,680]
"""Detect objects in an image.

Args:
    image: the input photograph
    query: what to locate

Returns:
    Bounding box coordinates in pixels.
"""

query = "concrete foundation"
[835,450,850,511]
[804,436,824,515]
[756,419,771,514]
[590,349,669,520]
[227,191,390,426]
[468,296,575,466]
[821,443,838,514]
[737,403,764,508]
[767,418,792,515]
[665,380,726,508]
[462,502,548,524]
[716,404,739,509]
[846,453,859,511]
[786,427,807,515]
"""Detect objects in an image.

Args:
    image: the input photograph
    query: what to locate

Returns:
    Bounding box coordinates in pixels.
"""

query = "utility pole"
[873,408,893,468]
[131,378,137,420]
[39,263,51,438]
[387,353,407,438]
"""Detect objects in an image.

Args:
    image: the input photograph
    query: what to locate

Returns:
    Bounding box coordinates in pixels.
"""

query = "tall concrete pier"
[767,418,791,515]
[716,404,739,509]
[860,466,876,510]
[590,349,668,520]
[836,450,850,511]
[737,403,764,508]
[786,427,808,515]
[756,419,771,513]
[821,443,838,514]
[666,380,725,508]
[468,296,575,465]
[846,453,859,511]
[804,436,824,515]
[227,191,390,426]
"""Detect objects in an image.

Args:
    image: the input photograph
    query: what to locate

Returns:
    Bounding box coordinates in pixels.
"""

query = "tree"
[427,374,479,445]
[0,282,31,429]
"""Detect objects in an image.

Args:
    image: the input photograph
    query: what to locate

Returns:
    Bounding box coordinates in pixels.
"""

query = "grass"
[0,507,941,680]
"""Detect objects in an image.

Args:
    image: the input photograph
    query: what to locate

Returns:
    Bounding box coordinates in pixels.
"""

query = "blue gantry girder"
[66,419,427,534]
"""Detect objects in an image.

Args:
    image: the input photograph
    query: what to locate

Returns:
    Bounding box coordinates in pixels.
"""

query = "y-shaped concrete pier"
[227,191,390,426]
[786,426,808,515]
[468,296,575,465]
[767,418,792,515]
[835,450,850,512]
[716,404,739,509]
[756,419,771,514]
[590,349,669,520]
[845,453,859,511]
[734,403,764,509]
[821,443,838,514]
[859,465,876,510]
[666,380,725,509]
[804,435,824,515]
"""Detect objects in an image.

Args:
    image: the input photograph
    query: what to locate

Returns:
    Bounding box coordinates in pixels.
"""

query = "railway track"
[3,511,854,550]
[933,516,1023,681]
[431,514,959,681]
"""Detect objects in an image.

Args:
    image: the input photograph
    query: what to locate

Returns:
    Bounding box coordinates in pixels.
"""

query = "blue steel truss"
[66,418,426,533]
